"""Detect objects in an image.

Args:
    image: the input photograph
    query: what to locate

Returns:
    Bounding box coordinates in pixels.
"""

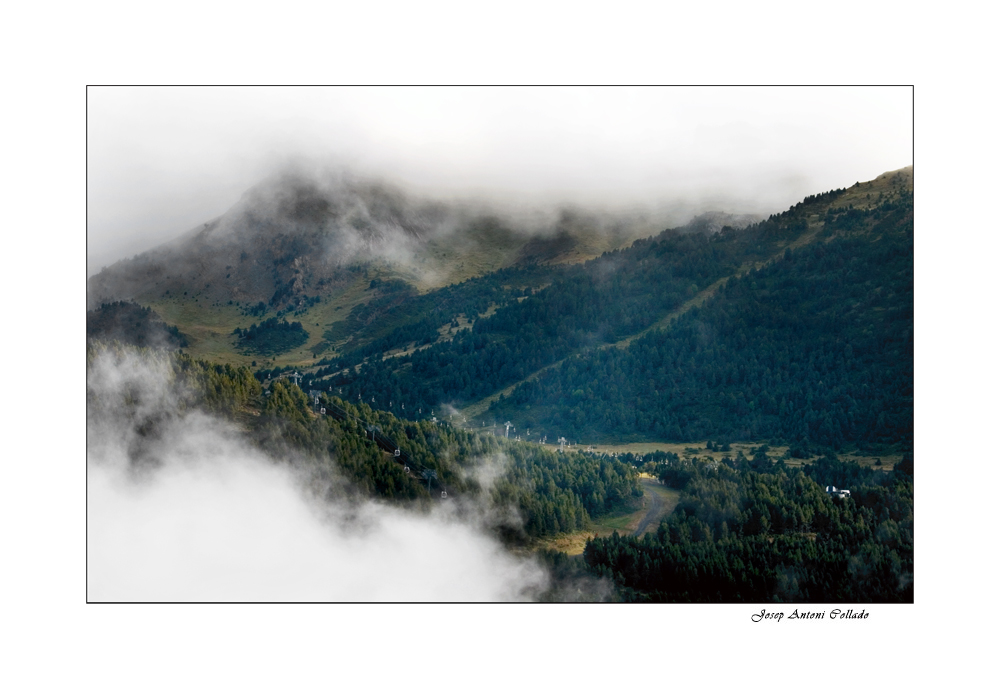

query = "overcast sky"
[87,86,912,274]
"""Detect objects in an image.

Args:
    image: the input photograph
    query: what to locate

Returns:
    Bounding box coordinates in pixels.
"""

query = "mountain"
[87,171,657,311]
[490,180,914,449]
[88,172,441,311]
[87,165,912,452]
[298,166,913,452]
[86,166,914,602]
[87,171,668,363]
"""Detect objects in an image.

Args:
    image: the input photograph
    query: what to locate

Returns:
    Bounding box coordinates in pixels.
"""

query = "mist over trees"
[322,213,810,416]
[86,301,189,349]
[302,182,912,455]
[89,342,641,544]
[87,167,914,603]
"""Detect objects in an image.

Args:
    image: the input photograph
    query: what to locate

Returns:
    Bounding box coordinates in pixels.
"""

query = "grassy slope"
[138,273,372,368]
[132,225,642,368]
[409,235,524,291]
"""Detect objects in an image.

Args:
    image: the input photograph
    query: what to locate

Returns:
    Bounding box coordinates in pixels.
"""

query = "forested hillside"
[88,342,641,543]
[256,380,642,540]
[584,451,913,602]
[317,265,555,357]
[88,168,915,603]
[310,205,818,420]
[293,174,912,454]
[490,191,913,451]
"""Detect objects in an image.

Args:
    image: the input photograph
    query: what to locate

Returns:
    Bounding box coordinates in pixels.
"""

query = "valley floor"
[532,478,681,556]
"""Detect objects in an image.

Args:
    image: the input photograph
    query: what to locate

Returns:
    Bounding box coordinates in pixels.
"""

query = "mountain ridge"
[87,166,912,386]
[297,165,912,452]
[86,172,670,312]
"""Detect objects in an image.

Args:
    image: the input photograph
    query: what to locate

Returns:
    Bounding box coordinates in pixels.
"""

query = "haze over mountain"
[87,167,732,311]
[87,87,914,277]
[86,162,914,605]
[88,165,912,448]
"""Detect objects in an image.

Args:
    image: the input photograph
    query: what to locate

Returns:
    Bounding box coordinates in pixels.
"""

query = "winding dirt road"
[632,478,681,538]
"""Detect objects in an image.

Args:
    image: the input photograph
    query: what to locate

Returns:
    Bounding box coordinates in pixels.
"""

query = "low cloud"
[87,87,913,275]
[87,348,549,601]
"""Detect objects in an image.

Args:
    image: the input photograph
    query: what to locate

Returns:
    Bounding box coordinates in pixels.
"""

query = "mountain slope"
[487,167,913,449]
[86,172,664,310]
[88,166,913,453]
[88,172,662,365]
[302,167,912,451]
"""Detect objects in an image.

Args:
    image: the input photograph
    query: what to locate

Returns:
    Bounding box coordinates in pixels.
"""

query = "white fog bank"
[87,351,547,602]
